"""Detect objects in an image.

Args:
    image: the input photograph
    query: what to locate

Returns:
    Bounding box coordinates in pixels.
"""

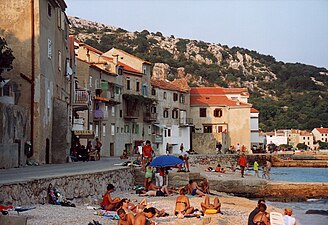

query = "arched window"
[214,108,222,117]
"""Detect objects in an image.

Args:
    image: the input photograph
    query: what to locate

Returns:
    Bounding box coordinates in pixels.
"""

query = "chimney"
[112,54,119,65]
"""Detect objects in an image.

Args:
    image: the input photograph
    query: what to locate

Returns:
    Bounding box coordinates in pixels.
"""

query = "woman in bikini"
[174,188,194,216]
[253,203,270,225]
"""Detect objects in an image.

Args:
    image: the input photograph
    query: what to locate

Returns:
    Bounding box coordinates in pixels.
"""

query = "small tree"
[0,37,15,81]
[296,143,308,150]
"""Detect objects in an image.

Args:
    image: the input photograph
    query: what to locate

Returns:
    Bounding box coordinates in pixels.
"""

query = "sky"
[66,0,328,69]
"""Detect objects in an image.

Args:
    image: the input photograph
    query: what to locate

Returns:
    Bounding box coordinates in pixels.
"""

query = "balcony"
[144,112,157,122]
[152,134,163,143]
[73,90,89,111]
[94,109,104,120]
[124,110,139,120]
[179,118,193,127]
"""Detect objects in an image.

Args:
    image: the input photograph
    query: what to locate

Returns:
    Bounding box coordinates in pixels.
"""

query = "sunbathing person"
[215,163,226,173]
[100,183,121,211]
[174,188,194,216]
[139,185,170,197]
[200,178,210,194]
[117,208,135,225]
[253,203,270,225]
[118,198,167,217]
[135,207,157,225]
[189,180,205,197]
[201,196,221,213]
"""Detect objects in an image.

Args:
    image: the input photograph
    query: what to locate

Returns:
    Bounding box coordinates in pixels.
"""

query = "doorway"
[110,143,114,156]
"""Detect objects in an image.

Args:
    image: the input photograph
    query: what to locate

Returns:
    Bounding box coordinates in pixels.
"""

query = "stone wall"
[192,133,217,154]
[0,168,134,205]
[0,103,30,168]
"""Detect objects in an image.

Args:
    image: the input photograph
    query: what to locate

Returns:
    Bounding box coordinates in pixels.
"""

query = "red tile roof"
[190,95,251,107]
[250,108,259,113]
[315,128,328,133]
[77,57,115,76]
[171,79,190,92]
[151,79,189,92]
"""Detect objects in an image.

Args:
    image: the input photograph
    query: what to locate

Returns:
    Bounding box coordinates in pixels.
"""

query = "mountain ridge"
[69,16,328,132]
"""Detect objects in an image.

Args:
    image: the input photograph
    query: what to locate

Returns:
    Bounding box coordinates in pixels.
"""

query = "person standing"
[254,160,260,178]
[181,151,190,172]
[154,167,164,187]
[142,140,153,164]
[283,208,296,225]
[94,137,102,160]
[180,143,184,152]
[238,153,247,178]
[265,159,272,180]
[216,142,222,154]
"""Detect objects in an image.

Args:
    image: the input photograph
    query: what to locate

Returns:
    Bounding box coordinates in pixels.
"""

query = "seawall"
[0,167,134,205]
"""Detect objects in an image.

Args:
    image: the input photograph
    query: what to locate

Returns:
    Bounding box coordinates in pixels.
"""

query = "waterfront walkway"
[0,157,125,185]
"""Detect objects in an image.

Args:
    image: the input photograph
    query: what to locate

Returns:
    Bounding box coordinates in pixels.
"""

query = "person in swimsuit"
[100,183,121,211]
[174,188,194,216]
[188,180,205,197]
[139,185,170,197]
[200,195,221,213]
[117,208,135,225]
[253,203,270,225]
[135,207,157,225]
[144,163,153,191]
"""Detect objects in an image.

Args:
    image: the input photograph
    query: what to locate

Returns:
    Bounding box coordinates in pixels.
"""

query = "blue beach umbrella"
[149,155,184,167]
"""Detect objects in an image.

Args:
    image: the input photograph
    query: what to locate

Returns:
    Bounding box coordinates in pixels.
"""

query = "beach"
[15,190,283,225]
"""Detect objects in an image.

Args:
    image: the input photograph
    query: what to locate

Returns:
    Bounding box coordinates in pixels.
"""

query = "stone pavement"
[0,157,127,185]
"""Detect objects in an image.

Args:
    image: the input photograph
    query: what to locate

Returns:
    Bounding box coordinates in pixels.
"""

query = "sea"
[251,167,328,225]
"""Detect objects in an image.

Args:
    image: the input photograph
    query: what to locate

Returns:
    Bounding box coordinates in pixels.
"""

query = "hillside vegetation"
[69,16,328,131]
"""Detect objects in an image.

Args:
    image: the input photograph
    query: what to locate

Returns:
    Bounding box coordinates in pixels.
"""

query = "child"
[254,160,259,178]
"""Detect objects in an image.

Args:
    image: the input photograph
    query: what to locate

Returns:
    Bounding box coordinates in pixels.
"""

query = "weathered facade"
[190,87,252,153]
[150,79,192,154]
[0,0,73,166]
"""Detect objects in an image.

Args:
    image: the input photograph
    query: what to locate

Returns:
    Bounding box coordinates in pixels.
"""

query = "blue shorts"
[191,188,197,196]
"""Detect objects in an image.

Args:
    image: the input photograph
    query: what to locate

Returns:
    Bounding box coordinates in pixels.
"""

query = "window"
[168,129,171,137]
[127,78,130,90]
[111,106,115,116]
[151,106,156,113]
[58,51,62,71]
[111,124,115,135]
[47,39,52,59]
[148,125,151,135]
[143,65,147,74]
[142,84,148,96]
[120,110,123,118]
[180,94,185,103]
[214,108,222,117]
[164,130,167,137]
[124,125,130,133]
[118,67,123,75]
[151,88,156,96]
[173,93,178,101]
[204,125,212,133]
[102,124,106,137]
[163,92,167,99]
[163,109,169,118]
[216,126,223,133]
[116,127,119,133]
[47,3,52,17]
[200,108,206,117]
[89,76,93,87]
[136,81,140,92]
[172,109,178,119]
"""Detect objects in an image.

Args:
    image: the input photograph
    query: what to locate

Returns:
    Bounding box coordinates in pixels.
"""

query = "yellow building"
[288,129,314,150]
[190,87,252,154]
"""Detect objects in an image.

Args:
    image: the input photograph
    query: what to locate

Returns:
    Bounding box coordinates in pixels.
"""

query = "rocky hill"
[69,16,328,133]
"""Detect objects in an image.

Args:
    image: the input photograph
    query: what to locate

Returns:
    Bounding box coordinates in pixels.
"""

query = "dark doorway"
[14,139,21,167]
[110,143,114,156]
[46,138,50,164]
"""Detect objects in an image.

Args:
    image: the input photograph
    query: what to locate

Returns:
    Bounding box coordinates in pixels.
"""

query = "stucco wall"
[192,133,218,154]
[0,168,134,205]
[0,103,30,168]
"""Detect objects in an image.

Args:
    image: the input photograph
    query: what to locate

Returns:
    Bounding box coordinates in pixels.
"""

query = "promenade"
[0,157,124,185]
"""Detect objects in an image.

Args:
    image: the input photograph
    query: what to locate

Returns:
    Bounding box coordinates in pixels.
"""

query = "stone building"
[0,0,73,166]
[190,87,252,153]
[288,129,314,150]
[150,79,192,155]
